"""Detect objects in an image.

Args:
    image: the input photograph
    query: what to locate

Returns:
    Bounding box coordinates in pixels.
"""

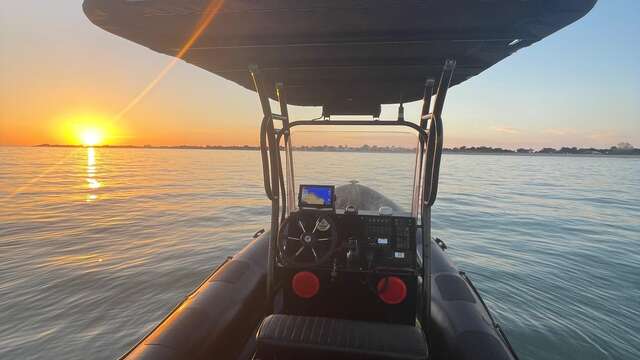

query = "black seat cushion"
[256,314,428,360]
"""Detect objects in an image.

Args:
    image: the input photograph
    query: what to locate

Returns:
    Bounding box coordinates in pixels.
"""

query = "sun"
[56,111,121,146]
[79,128,104,146]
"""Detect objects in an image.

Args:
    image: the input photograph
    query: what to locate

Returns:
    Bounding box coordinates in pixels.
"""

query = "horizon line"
[18,143,639,154]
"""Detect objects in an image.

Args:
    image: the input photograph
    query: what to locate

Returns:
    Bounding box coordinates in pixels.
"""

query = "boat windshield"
[284,125,419,214]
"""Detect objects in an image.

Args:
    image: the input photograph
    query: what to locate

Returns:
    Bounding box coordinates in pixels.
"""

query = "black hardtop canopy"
[84,0,596,114]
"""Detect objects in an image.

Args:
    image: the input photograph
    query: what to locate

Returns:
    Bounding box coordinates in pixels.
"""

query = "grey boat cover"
[83,0,596,113]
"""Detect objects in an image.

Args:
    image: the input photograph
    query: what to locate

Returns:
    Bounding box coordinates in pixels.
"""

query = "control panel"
[360,215,416,269]
[279,208,418,325]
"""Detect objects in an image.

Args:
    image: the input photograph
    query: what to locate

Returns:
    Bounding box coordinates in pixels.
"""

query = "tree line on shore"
[36,142,638,155]
[446,142,638,155]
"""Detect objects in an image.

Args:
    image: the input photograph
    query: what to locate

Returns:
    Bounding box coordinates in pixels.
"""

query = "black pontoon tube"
[118,232,270,360]
[116,232,519,360]
[459,271,520,359]
[429,238,518,360]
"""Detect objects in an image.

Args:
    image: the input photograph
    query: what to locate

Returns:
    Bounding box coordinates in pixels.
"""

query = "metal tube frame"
[420,59,456,331]
[250,66,286,302]
[250,61,456,323]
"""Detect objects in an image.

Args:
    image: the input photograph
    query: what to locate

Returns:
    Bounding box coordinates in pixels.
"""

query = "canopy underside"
[83,0,596,112]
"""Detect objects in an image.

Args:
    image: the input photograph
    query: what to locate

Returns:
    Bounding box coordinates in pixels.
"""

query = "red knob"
[292,271,320,299]
[377,276,407,304]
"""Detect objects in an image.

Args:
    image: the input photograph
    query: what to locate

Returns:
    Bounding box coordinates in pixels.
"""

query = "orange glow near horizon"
[41,0,226,147]
[1,1,637,149]
[0,0,229,147]
[54,111,119,146]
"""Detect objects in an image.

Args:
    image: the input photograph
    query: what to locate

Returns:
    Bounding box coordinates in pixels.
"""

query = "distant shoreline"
[31,144,640,156]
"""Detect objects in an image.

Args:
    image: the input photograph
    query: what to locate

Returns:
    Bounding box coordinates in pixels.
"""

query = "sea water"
[1,147,638,359]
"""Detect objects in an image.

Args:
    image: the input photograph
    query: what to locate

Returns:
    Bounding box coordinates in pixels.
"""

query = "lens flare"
[115,0,226,121]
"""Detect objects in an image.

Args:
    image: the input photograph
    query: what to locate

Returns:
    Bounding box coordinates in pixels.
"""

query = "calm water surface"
[1,147,638,359]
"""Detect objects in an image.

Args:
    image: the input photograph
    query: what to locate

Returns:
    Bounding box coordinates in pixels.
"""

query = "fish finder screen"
[299,185,334,209]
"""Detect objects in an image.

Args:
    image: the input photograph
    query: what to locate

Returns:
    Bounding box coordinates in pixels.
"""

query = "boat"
[82,1,597,359]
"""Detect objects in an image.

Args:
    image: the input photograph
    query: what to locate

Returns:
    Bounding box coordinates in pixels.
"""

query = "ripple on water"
[0,148,638,360]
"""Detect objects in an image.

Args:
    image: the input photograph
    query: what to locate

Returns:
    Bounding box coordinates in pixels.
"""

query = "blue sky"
[431,0,640,148]
[0,0,638,148]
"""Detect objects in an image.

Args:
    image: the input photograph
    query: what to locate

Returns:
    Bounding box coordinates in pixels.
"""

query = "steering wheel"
[278,212,338,267]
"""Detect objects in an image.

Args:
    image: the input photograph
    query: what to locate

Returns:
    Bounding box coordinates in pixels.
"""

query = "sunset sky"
[1,1,638,149]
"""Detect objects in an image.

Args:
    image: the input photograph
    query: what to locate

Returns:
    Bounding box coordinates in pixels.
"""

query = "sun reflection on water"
[86,147,101,201]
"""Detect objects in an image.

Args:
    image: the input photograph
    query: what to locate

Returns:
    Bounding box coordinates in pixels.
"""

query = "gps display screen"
[299,185,334,209]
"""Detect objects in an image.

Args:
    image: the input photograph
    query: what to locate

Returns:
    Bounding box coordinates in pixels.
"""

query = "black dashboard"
[277,208,417,272]
[276,185,419,324]
[334,210,417,272]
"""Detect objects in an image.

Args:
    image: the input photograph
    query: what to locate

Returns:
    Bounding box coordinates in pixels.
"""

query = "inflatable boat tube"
[120,231,270,360]
[429,238,518,360]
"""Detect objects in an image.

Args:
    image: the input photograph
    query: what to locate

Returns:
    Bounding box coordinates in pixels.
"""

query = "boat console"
[276,185,419,325]
[82,1,597,358]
